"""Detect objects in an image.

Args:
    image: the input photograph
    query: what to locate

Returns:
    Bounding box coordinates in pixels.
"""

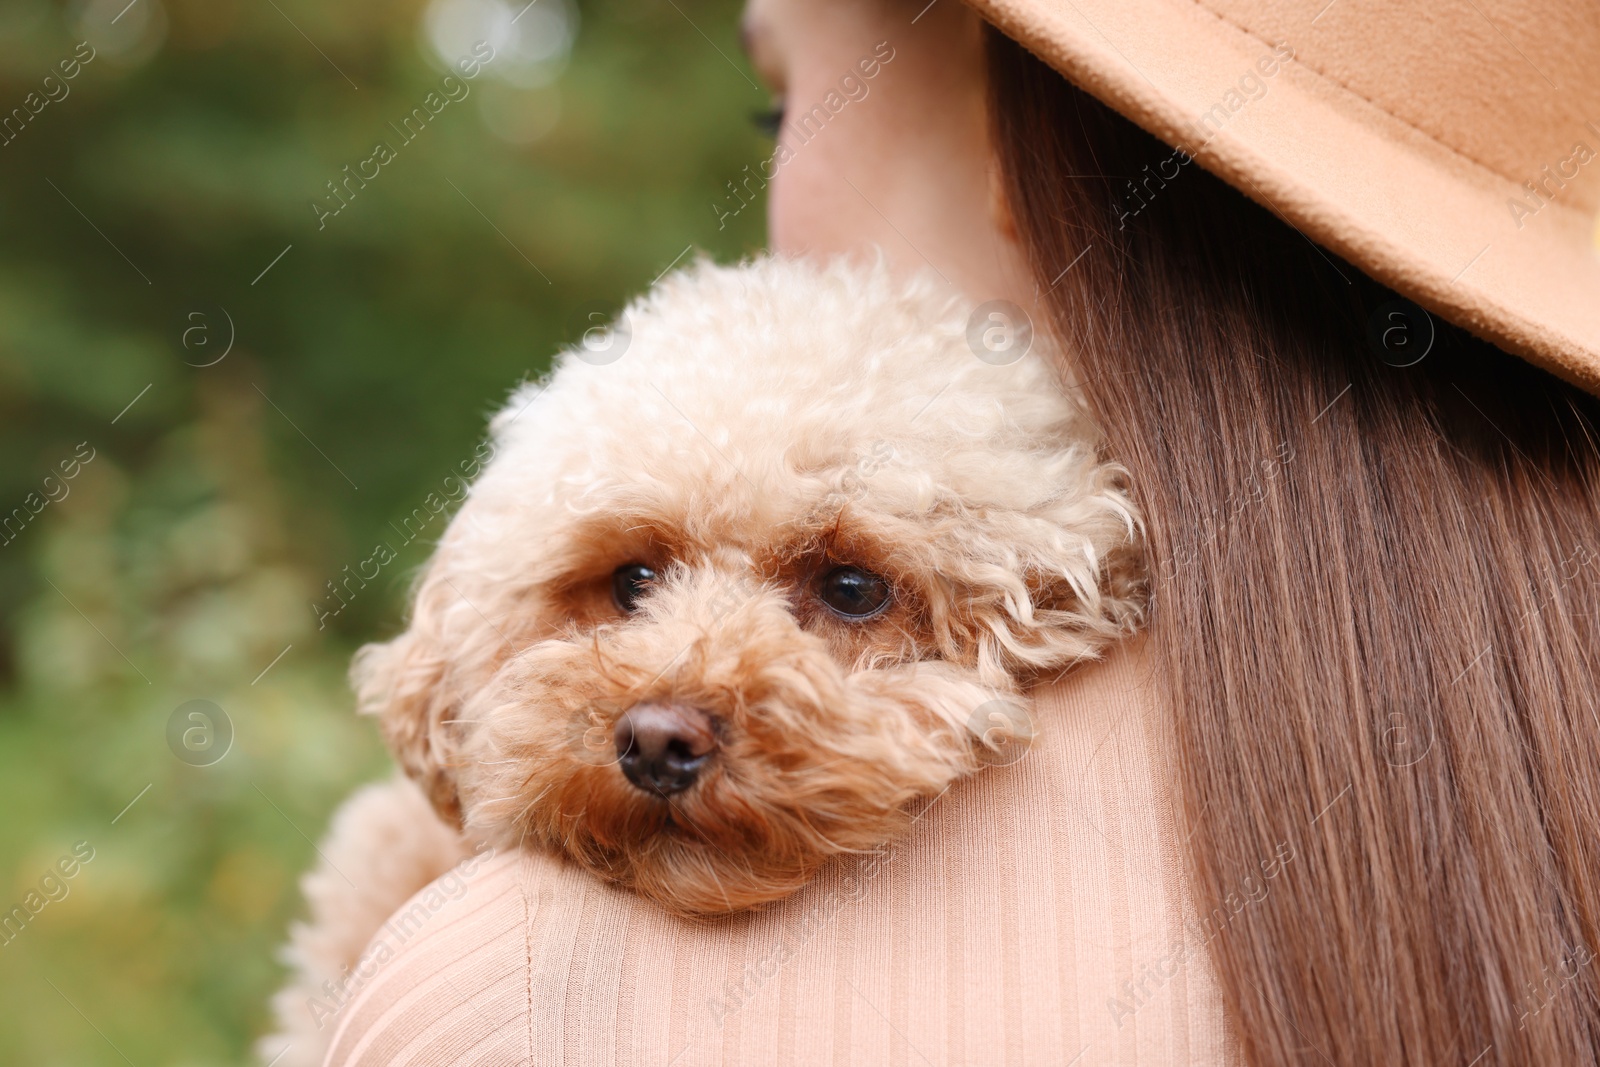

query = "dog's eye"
[612,564,657,613]
[815,566,891,619]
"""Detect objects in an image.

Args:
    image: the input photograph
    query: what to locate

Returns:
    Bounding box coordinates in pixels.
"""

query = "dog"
[260,255,1144,1064]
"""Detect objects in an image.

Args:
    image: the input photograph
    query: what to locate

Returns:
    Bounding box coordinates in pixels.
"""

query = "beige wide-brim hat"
[970,0,1600,393]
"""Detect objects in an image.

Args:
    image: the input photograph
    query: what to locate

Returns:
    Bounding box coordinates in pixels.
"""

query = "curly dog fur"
[261,255,1144,1064]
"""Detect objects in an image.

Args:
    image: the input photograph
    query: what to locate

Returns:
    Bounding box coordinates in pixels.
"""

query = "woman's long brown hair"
[987,30,1600,1066]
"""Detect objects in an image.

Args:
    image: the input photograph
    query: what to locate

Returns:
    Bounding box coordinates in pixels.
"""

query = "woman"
[322,0,1600,1062]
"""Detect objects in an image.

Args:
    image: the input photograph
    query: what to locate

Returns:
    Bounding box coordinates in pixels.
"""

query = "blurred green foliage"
[0,0,766,1061]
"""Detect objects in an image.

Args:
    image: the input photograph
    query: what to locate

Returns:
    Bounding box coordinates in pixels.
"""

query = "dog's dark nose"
[613,703,717,796]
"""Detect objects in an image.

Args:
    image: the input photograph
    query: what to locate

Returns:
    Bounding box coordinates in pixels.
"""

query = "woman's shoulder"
[323,636,1238,1066]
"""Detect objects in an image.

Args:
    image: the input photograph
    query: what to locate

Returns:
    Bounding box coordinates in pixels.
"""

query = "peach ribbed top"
[323,636,1237,1066]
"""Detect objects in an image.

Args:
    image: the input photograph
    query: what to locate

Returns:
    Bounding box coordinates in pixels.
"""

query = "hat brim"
[973,0,1600,394]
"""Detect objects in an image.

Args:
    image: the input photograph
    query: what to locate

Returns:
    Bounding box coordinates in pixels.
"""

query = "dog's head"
[355,256,1143,913]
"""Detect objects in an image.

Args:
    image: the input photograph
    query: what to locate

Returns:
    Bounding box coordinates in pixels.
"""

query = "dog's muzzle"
[613,703,717,797]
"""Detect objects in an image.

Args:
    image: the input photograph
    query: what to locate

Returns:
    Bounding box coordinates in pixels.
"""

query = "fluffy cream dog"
[261,255,1144,1064]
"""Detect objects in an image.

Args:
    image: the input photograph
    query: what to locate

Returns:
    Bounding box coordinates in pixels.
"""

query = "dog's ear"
[922,458,1147,685]
[351,569,467,829]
